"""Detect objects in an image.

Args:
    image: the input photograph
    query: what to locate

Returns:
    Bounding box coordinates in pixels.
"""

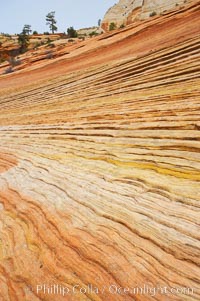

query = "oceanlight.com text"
[31,283,195,297]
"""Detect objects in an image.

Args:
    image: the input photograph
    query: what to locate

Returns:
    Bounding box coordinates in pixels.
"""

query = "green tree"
[33,30,38,35]
[18,26,30,53]
[98,19,101,26]
[23,24,32,35]
[67,27,77,38]
[109,22,117,31]
[46,11,57,34]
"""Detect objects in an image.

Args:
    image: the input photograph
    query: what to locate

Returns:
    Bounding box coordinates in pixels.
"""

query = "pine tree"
[46,11,57,34]
[18,25,30,53]
[23,24,32,35]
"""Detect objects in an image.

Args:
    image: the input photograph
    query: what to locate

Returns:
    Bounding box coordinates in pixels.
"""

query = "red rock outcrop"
[0,2,200,300]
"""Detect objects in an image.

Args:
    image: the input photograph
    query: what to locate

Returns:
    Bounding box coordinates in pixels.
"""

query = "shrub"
[109,22,117,31]
[120,24,125,28]
[89,31,98,37]
[18,30,29,53]
[67,27,78,38]
[46,37,52,44]
[150,11,157,17]
[33,30,38,35]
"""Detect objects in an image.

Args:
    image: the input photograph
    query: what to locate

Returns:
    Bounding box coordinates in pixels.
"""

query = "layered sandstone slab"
[101,0,196,30]
[0,2,200,301]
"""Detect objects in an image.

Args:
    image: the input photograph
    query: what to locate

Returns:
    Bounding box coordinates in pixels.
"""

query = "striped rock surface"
[101,0,196,30]
[0,2,200,301]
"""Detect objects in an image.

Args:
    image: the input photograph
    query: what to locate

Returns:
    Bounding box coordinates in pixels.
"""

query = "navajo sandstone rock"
[101,0,195,30]
[0,1,200,301]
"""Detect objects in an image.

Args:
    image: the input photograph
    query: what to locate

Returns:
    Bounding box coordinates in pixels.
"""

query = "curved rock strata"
[0,3,200,301]
[101,0,197,30]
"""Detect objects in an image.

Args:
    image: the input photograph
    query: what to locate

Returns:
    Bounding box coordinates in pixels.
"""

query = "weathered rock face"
[101,0,143,30]
[0,2,200,300]
[77,27,103,36]
[101,0,195,30]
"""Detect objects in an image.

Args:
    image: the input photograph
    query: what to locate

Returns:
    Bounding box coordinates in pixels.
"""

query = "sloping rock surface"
[101,0,196,30]
[0,2,200,300]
